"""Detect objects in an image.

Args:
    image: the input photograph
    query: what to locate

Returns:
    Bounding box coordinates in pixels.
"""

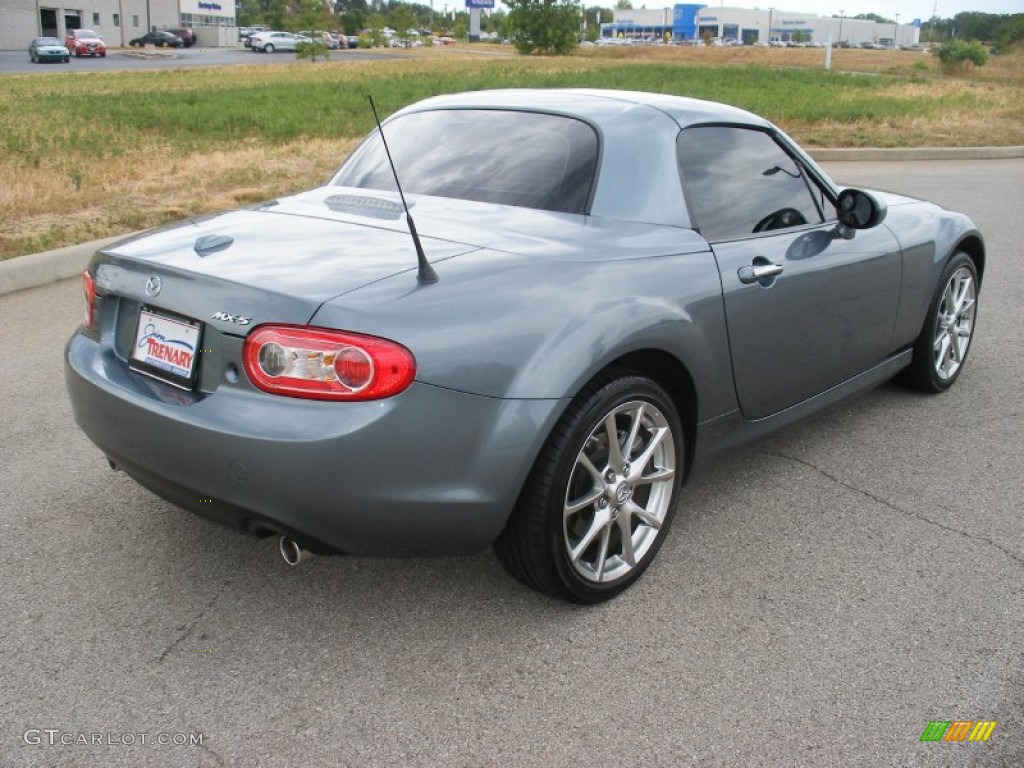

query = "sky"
[679,1,1024,22]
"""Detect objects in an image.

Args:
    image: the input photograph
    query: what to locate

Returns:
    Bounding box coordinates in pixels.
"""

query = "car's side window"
[678,126,825,241]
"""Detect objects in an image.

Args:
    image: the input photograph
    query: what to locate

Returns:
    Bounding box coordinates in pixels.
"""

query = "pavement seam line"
[152,578,232,664]
[764,450,1024,568]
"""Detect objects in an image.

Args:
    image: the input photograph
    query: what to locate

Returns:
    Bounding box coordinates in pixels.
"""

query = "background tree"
[581,7,600,42]
[506,0,581,55]
[237,0,263,27]
[933,38,990,72]
[390,4,417,45]
[265,0,289,30]
[336,0,368,34]
[953,11,1001,42]
[482,9,507,35]
[854,13,894,24]
[365,12,388,45]
[995,14,1024,52]
[293,0,332,60]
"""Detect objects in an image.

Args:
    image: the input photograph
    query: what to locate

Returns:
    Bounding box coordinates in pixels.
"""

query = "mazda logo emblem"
[144,276,162,297]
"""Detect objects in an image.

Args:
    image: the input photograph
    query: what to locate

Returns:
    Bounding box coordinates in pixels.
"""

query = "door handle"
[738,262,784,285]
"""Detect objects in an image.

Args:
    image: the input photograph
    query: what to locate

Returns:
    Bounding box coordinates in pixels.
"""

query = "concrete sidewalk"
[2,145,1022,298]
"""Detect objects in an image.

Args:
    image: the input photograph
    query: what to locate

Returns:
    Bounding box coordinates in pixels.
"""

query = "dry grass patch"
[0,137,356,259]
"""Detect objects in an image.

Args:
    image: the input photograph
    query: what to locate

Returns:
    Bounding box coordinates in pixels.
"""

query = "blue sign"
[465,0,494,7]
[198,1,222,9]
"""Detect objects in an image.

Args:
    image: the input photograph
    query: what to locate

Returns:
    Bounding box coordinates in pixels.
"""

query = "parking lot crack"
[199,742,227,767]
[765,451,1023,568]
[152,578,232,664]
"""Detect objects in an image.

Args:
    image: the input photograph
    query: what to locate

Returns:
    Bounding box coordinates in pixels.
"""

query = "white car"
[249,31,312,53]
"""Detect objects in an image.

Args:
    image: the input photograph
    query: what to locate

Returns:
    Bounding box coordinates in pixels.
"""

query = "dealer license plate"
[129,307,202,389]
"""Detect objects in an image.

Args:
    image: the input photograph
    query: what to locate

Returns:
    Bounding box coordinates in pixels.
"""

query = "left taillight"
[81,269,96,330]
[242,325,416,401]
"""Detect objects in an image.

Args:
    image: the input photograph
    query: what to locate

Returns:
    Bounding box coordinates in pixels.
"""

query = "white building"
[603,4,921,48]
[1,0,238,49]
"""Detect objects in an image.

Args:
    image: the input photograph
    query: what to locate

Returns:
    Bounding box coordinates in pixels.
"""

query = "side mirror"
[835,188,887,238]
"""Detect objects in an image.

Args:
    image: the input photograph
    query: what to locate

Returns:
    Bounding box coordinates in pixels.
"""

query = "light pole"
[894,13,900,48]
[838,9,844,46]
[767,7,773,44]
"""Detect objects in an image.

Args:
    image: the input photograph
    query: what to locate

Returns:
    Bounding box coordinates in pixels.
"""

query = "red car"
[64,29,106,57]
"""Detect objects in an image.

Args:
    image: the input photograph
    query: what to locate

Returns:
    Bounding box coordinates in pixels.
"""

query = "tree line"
[236,2,1023,56]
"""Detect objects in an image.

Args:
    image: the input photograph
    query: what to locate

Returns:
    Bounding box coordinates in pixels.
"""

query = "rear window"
[333,109,599,215]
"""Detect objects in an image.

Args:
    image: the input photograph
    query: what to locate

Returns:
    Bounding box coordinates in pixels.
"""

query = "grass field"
[1,45,1021,260]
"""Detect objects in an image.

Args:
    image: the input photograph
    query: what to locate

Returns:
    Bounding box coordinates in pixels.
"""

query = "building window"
[113,13,119,27]
[92,12,100,25]
[133,14,139,27]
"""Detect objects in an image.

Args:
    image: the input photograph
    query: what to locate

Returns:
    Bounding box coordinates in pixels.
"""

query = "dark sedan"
[128,31,185,48]
[66,90,983,603]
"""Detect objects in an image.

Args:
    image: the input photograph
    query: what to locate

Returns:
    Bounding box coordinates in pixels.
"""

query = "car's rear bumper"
[65,331,561,556]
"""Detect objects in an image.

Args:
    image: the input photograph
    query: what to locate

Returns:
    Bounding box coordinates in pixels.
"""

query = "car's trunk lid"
[94,205,479,331]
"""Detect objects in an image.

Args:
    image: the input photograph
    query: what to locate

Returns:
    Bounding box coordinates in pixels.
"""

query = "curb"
[0,234,126,298]
[2,147,1022,298]
[809,145,1024,162]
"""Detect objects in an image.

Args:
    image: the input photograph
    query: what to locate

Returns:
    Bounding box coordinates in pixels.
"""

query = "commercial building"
[1,0,237,50]
[602,4,921,48]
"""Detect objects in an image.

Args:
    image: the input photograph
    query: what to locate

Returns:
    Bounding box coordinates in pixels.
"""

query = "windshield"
[333,109,599,215]
[76,30,99,38]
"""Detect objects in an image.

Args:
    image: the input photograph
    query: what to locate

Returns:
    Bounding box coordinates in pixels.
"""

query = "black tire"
[898,251,979,393]
[495,374,684,603]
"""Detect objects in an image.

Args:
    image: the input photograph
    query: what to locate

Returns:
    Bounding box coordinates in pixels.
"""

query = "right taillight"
[242,325,416,401]
[82,269,97,330]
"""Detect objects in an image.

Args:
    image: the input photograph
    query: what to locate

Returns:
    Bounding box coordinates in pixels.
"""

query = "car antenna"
[367,95,438,285]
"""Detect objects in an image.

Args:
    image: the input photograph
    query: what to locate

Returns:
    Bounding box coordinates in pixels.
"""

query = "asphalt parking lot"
[0,159,1021,767]
[0,45,397,74]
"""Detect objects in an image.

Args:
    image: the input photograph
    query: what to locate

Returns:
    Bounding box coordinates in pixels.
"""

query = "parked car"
[239,26,265,47]
[345,35,360,49]
[166,28,197,47]
[298,30,340,49]
[129,31,185,48]
[249,31,311,52]
[64,29,106,57]
[28,37,70,63]
[66,89,984,603]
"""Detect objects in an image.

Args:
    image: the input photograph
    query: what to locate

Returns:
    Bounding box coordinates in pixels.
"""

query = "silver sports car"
[66,89,983,603]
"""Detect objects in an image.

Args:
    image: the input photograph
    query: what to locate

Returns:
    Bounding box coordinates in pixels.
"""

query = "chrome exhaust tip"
[279,536,306,566]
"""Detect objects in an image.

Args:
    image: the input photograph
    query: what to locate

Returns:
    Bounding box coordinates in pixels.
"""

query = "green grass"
[0,60,996,165]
